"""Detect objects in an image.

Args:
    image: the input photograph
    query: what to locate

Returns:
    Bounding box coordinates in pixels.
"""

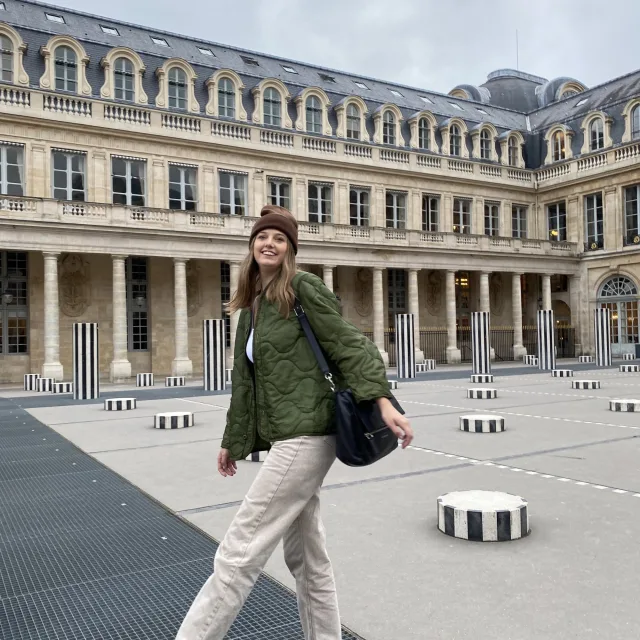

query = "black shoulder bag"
[294,299,404,467]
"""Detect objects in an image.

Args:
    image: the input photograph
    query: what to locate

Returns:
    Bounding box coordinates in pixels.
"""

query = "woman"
[176,205,413,640]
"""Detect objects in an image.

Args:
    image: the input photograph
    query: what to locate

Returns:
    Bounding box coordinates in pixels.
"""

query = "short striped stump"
[610,399,640,412]
[416,360,436,373]
[551,369,573,378]
[470,374,494,384]
[37,378,53,392]
[154,412,194,429]
[437,490,530,542]
[578,355,594,363]
[136,373,154,387]
[388,380,398,390]
[622,353,635,361]
[52,382,73,394]
[24,374,40,391]
[620,364,640,373]
[166,376,186,387]
[467,388,497,400]
[246,451,268,462]
[572,380,600,390]
[460,414,505,433]
[105,398,137,411]
[523,355,538,366]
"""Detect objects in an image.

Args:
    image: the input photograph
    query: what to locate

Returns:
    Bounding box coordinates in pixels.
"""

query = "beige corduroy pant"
[175,435,340,640]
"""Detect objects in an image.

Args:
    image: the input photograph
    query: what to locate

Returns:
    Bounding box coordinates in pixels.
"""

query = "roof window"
[198,47,214,56]
[151,36,169,46]
[241,55,259,66]
[419,96,434,105]
[45,12,65,23]
[354,81,369,90]
[390,89,403,98]
[282,65,297,74]
[575,98,588,107]
[100,25,120,36]
[449,102,464,111]
[0,3,6,10]
[319,73,336,83]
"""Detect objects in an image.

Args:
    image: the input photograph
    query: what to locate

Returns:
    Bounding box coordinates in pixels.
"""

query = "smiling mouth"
[262,251,276,256]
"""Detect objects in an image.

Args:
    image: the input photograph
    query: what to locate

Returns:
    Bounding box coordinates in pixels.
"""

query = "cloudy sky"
[50,0,638,94]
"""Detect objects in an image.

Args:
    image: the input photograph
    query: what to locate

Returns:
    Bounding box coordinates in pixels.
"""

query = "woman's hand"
[376,397,413,448]
[218,448,238,477]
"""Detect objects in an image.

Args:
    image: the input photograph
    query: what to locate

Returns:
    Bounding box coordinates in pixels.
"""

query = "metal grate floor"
[0,397,361,639]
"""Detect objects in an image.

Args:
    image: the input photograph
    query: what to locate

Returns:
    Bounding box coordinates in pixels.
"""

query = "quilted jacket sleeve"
[296,273,392,403]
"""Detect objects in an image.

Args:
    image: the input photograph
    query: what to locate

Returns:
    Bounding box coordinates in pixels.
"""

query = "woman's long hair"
[226,237,298,317]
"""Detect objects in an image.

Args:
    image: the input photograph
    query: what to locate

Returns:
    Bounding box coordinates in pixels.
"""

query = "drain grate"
[0,397,362,639]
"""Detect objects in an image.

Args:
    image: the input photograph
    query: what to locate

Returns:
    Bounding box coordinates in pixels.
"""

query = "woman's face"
[253,228,288,271]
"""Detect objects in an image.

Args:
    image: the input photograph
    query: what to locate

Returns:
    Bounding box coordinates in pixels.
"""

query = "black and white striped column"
[537,310,556,371]
[437,490,530,541]
[471,312,491,375]
[73,323,99,400]
[395,314,416,380]
[594,308,612,367]
[246,451,268,462]
[203,319,226,391]
[136,373,154,387]
[24,374,40,391]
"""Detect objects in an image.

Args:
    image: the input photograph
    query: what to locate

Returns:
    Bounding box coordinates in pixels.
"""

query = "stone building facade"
[0,0,638,382]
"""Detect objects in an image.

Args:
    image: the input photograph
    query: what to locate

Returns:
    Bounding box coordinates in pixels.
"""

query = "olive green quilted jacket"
[221,271,392,461]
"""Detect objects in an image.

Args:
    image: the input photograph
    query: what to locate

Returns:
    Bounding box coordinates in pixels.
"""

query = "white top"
[246,328,254,363]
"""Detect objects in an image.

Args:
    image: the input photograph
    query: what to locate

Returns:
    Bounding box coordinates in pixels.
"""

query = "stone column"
[512,272,527,359]
[227,261,241,367]
[479,271,495,359]
[408,268,425,362]
[172,258,193,377]
[570,273,583,356]
[109,255,132,382]
[445,270,461,363]
[42,252,63,381]
[372,267,389,366]
[542,274,552,310]
[323,265,334,292]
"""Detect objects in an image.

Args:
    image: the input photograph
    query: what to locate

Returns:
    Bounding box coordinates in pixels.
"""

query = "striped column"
[471,311,491,375]
[395,313,416,379]
[73,323,100,399]
[537,310,556,371]
[594,308,612,367]
[203,319,226,391]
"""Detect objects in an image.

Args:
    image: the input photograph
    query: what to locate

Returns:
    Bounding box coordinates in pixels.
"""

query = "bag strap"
[293,298,336,392]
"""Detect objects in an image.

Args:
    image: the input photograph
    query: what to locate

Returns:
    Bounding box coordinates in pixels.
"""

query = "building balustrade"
[0,195,579,256]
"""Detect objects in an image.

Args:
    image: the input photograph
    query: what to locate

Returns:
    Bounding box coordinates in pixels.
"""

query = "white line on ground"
[401,399,640,430]
[179,399,228,410]
[407,445,639,499]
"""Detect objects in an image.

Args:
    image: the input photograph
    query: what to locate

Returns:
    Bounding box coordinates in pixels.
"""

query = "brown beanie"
[249,205,299,254]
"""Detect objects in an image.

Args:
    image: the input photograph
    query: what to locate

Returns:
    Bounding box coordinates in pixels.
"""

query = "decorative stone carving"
[187,262,201,317]
[59,254,90,317]
[426,271,443,316]
[354,268,373,317]
[490,273,504,316]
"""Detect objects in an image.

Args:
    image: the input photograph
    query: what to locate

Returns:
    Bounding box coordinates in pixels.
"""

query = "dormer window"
[55,46,77,92]
[450,124,462,156]
[480,129,491,160]
[552,130,565,162]
[383,111,396,145]
[100,25,120,36]
[590,118,604,151]
[168,67,187,110]
[354,81,368,90]
[151,36,169,47]
[46,13,65,23]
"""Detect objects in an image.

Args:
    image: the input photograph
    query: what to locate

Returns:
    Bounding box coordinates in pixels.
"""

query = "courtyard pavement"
[2,360,640,638]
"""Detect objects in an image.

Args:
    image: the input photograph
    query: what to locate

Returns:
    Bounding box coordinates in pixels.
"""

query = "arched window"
[55,46,77,92]
[383,111,396,145]
[508,136,519,166]
[561,89,578,99]
[218,78,235,118]
[598,276,640,345]
[590,118,604,151]
[552,131,565,162]
[480,129,491,160]
[0,35,13,83]
[450,124,461,156]
[418,117,430,149]
[306,95,322,134]
[632,105,640,140]
[264,87,281,126]
[168,67,187,109]
[346,103,360,139]
[114,57,134,102]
